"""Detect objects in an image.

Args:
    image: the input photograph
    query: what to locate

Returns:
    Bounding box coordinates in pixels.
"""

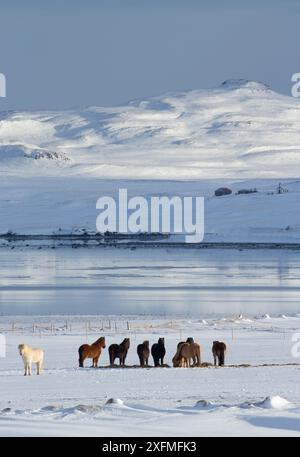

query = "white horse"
[18,344,44,376]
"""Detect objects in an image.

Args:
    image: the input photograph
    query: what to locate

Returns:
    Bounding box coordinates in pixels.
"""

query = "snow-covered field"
[1,79,300,242]
[1,177,300,243]
[1,79,300,437]
[0,314,300,437]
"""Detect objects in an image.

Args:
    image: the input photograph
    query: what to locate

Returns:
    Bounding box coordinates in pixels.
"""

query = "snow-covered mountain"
[1,79,300,179]
[1,80,300,241]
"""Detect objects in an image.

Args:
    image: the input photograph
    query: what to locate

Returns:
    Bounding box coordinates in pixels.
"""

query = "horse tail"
[78,345,84,367]
[109,346,114,365]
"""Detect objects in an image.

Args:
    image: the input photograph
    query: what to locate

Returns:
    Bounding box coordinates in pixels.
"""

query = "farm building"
[214,187,232,197]
[237,188,258,195]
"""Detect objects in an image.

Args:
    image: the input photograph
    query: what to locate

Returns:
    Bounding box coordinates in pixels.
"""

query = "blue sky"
[0,0,299,109]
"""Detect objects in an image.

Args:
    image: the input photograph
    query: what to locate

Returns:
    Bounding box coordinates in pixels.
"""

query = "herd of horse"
[18,337,227,375]
[79,336,226,369]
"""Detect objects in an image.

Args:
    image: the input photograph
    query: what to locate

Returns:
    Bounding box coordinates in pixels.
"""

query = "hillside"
[0,79,300,179]
[1,80,300,241]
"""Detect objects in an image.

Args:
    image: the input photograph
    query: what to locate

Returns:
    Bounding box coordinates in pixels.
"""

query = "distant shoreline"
[1,234,300,250]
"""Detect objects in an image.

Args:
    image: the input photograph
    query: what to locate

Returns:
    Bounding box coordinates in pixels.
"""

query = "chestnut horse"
[173,341,201,368]
[78,336,106,368]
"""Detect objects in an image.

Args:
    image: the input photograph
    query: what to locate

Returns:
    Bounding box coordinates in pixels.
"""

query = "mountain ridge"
[0,80,299,179]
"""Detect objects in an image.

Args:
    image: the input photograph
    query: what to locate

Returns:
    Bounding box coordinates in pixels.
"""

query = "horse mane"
[93,336,105,346]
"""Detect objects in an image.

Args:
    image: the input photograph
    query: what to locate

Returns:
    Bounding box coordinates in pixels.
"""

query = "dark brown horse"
[109,338,130,366]
[212,341,227,366]
[137,340,150,367]
[78,336,106,368]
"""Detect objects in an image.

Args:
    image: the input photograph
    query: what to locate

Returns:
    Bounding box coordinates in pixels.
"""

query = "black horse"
[151,338,166,367]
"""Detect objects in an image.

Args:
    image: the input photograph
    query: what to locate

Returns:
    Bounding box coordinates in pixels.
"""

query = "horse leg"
[213,355,217,366]
[139,355,143,367]
[94,357,99,368]
[219,352,224,366]
[37,361,43,375]
[28,362,32,376]
[24,362,27,376]
[221,350,225,366]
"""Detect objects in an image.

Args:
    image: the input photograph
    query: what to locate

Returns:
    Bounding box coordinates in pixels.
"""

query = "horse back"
[78,343,94,357]
[28,348,44,363]
[151,343,165,357]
